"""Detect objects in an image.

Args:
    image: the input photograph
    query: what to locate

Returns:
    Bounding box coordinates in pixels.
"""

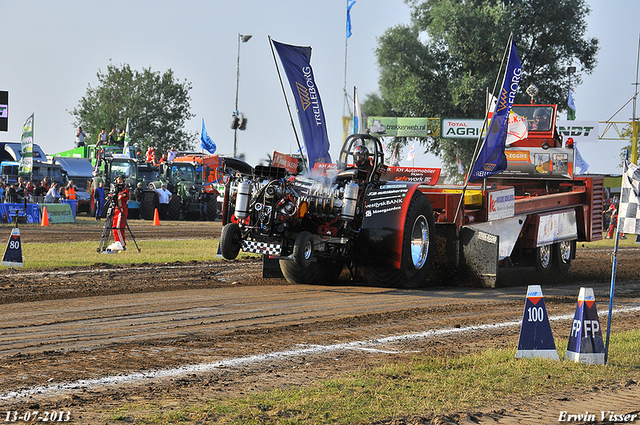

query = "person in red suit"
[111,175,129,250]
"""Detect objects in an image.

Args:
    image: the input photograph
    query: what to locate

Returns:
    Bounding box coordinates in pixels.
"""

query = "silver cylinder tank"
[340,182,359,221]
[235,181,251,219]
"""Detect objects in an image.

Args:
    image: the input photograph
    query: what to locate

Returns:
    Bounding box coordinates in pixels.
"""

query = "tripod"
[97,197,141,253]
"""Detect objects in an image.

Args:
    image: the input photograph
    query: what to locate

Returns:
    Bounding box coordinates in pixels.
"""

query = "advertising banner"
[537,210,578,246]
[272,40,331,169]
[38,204,74,224]
[19,114,34,176]
[385,166,441,185]
[441,119,484,139]
[272,151,300,174]
[367,117,432,138]
[556,120,599,143]
[499,147,574,180]
[487,188,515,221]
[0,91,7,132]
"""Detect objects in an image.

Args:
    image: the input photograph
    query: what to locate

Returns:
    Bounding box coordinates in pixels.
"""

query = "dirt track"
[0,221,639,424]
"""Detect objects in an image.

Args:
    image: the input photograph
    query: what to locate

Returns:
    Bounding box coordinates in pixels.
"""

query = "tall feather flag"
[201,119,217,154]
[567,90,576,120]
[19,113,34,177]
[123,118,131,153]
[468,39,522,182]
[353,86,363,133]
[272,39,331,168]
[346,0,356,38]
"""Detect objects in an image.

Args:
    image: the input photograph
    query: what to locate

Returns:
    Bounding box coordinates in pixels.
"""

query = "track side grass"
[0,239,259,269]
[118,331,640,425]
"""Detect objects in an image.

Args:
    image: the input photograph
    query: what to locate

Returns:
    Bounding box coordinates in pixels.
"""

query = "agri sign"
[441,119,484,139]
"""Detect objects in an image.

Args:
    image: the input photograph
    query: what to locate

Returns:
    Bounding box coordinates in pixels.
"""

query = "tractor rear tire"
[207,197,218,221]
[141,191,158,220]
[168,195,182,220]
[220,223,242,260]
[363,191,435,289]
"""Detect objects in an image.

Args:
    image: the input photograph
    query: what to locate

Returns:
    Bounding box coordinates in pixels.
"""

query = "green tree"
[70,62,196,155]
[365,0,598,178]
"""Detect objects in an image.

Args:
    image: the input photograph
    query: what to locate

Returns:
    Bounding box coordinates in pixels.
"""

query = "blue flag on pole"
[201,119,217,154]
[469,40,522,182]
[347,0,356,38]
[272,40,331,169]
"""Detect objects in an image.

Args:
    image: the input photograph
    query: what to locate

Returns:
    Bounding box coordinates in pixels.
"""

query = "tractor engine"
[233,173,362,238]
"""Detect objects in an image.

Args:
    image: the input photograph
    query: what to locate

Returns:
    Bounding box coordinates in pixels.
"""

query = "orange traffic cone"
[153,208,161,226]
[41,206,50,227]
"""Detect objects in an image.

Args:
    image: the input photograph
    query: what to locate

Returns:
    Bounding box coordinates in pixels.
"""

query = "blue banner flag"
[347,0,356,38]
[469,40,522,182]
[201,119,217,154]
[272,40,331,168]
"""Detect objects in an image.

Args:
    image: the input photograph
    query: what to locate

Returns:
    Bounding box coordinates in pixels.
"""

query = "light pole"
[232,33,252,158]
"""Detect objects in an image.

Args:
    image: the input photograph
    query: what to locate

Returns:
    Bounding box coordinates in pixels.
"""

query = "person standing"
[65,180,77,200]
[34,180,47,201]
[167,147,177,162]
[93,181,105,220]
[44,183,61,203]
[605,199,626,240]
[75,126,87,147]
[108,127,118,145]
[145,146,156,164]
[155,183,172,220]
[97,128,108,146]
[198,187,209,221]
[117,128,126,147]
[134,182,145,219]
[110,175,129,251]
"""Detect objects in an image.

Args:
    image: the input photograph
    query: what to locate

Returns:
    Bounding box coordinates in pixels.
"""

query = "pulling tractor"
[219,103,604,288]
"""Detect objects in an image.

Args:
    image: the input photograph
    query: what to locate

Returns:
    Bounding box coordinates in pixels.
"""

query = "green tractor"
[149,161,201,220]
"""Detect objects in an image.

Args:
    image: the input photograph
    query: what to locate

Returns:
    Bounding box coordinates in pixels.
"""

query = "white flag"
[456,153,464,175]
[406,142,415,161]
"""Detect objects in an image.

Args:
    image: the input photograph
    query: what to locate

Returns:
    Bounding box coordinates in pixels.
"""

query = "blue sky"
[1,0,638,175]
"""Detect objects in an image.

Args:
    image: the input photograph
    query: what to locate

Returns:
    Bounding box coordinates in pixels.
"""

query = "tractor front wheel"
[220,223,242,260]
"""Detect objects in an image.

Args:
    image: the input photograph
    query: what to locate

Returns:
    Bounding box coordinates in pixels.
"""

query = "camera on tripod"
[105,178,127,216]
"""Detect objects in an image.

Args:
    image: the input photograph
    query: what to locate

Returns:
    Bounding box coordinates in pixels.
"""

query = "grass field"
[114,331,640,425]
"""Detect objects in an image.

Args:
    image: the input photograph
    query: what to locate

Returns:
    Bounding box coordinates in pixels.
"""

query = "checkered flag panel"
[619,161,640,235]
[242,240,282,256]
